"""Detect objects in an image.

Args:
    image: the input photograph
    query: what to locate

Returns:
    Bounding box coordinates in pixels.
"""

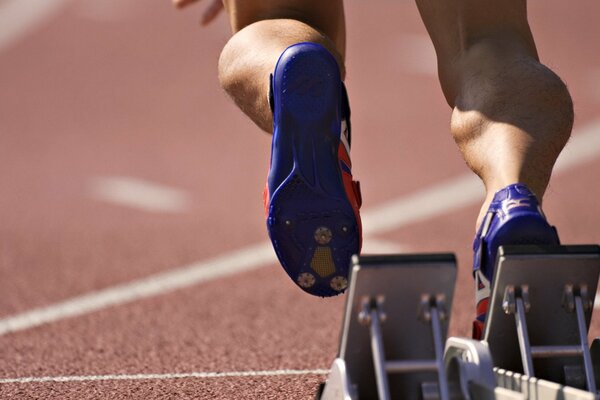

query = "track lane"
[1,0,599,398]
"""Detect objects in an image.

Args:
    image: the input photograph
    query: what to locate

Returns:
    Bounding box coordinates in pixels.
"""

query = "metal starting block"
[318,245,600,399]
[318,254,458,400]
[484,246,600,390]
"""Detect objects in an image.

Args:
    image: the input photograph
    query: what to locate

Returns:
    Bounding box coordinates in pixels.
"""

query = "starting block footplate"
[484,245,600,388]
[326,253,457,399]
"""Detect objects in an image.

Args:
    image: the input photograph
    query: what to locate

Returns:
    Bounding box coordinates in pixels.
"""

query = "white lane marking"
[362,174,481,235]
[364,118,600,235]
[557,118,600,310]
[0,369,330,384]
[362,238,408,254]
[0,242,275,335]
[554,119,600,171]
[394,33,437,76]
[0,119,599,335]
[0,0,72,53]
[89,177,192,213]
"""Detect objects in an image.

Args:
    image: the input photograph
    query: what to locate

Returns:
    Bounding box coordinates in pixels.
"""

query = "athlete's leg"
[218,1,361,297]
[416,0,573,337]
[218,0,346,132]
[416,0,573,229]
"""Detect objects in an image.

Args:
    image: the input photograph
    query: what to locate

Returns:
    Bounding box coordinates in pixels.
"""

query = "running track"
[0,1,599,398]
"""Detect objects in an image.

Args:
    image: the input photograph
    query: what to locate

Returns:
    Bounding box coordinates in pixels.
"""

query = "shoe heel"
[273,42,341,123]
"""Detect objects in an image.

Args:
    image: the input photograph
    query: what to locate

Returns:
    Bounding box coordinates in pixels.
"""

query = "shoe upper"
[472,183,560,338]
[263,74,361,220]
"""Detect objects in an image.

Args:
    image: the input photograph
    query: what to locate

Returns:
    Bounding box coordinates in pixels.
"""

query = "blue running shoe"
[472,183,559,339]
[263,43,362,297]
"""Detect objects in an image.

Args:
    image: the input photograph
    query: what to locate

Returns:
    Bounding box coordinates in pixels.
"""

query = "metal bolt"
[314,227,332,245]
[297,273,316,288]
[502,286,516,314]
[330,276,348,292]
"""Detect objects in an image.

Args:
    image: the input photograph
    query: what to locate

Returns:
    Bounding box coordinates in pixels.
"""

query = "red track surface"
[1,1,599,398]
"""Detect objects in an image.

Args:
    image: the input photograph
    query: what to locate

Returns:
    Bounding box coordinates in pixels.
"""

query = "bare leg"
[415,0,574,230]
[218,1,346,133]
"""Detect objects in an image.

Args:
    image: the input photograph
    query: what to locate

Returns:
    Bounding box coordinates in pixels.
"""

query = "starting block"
[319,253,459,399]
[483,245,600,396]
[317,244,600,400]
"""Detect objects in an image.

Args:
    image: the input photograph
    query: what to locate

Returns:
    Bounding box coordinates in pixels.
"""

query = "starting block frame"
[318,245,600,400]
[320,253,458,399]
[484,245,600,392]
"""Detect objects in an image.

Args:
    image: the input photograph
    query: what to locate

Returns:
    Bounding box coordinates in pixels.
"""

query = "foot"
[472,183,559,339]
[264,42,362,297]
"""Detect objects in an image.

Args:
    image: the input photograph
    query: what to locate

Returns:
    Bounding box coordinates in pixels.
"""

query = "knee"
[218,23,267,101]
[218,21,276,118]
[218,19,345,99]
[218,32,245,100]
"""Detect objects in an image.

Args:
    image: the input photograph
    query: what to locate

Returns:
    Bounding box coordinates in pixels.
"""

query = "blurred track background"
[0,0,599,398]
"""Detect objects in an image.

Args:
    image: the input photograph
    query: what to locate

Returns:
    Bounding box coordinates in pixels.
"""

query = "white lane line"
[0,242,275,336]
[362,174,481,235]
[554,119,600,171]
[364,117,600,235]
[362,238,408,254]
[0,119,599,335]
[89,176,192,213]
[0,369,330,384]
[0,0,72,53]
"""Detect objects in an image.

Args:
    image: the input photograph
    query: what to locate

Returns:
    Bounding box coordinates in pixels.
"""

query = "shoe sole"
[267,43,360,297]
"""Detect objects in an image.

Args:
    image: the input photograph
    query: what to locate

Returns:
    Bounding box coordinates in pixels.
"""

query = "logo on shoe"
[504,198,531,211]
[340,120,351,155]
[475,270,491,303]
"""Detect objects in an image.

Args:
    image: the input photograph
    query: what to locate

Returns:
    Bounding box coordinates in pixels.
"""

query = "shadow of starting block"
[483,245,600,395]
[318,254,458,400]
